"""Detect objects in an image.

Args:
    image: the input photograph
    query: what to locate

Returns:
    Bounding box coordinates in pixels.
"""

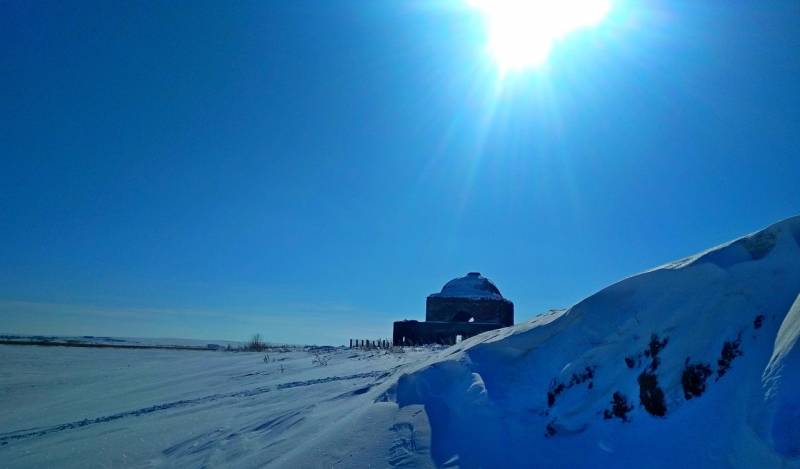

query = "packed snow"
[2,216,800,468]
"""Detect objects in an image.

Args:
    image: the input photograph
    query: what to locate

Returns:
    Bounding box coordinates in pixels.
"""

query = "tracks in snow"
[0,371,387,445]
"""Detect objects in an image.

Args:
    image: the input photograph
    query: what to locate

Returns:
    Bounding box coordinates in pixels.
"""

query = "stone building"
[392,272,514,346]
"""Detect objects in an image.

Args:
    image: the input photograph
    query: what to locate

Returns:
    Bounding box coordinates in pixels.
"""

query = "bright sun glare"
[469,0,612,72]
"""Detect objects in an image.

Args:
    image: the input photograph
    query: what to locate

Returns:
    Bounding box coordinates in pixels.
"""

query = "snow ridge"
[394,215,800,468]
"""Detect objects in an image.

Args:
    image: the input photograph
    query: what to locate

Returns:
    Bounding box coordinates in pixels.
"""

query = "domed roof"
[429,272,504,300]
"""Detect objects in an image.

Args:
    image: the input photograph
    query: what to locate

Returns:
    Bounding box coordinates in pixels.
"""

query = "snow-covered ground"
[3,215,800,468]
[0,345,436,468]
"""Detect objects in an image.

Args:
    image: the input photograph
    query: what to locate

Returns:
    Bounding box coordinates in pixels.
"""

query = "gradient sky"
[2,0,799,345]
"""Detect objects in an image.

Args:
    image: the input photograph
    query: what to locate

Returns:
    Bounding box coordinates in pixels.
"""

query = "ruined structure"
[392,272,514,346]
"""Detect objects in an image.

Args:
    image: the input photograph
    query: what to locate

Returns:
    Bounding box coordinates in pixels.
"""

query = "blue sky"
[2,0,799,345]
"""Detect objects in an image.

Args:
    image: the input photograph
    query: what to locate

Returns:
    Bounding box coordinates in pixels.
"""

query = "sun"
[469,0,612,72]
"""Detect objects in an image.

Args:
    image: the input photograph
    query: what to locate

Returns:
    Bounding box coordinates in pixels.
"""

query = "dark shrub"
[545,420,557,437]
[547,366,596,407]
[638,371,667,416]
[644,334,669,371]
[624,356,637,368]
[547,381,565,407]
[753,314,765,330]
[603,392,634,422]
[681,359,713,400]
[717,334,743,379]
[245,333,268,352]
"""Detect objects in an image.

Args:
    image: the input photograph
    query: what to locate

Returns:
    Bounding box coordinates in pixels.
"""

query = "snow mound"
[429,272,505,300]
[762,294,800,458]
[395,216,800,468]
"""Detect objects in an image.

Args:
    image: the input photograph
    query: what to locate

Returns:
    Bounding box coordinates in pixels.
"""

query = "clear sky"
[2,0,799,345]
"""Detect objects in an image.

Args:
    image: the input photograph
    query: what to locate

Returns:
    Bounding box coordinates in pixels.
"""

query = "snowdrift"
[394,216,800,468]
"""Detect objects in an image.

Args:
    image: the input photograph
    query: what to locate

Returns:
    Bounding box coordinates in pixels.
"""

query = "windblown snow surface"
[2,217,800,468]
[0,345,436,468]
[391,215,800,468]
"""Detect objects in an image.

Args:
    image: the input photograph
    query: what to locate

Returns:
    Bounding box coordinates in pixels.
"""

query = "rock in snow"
[394,215,800,468]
